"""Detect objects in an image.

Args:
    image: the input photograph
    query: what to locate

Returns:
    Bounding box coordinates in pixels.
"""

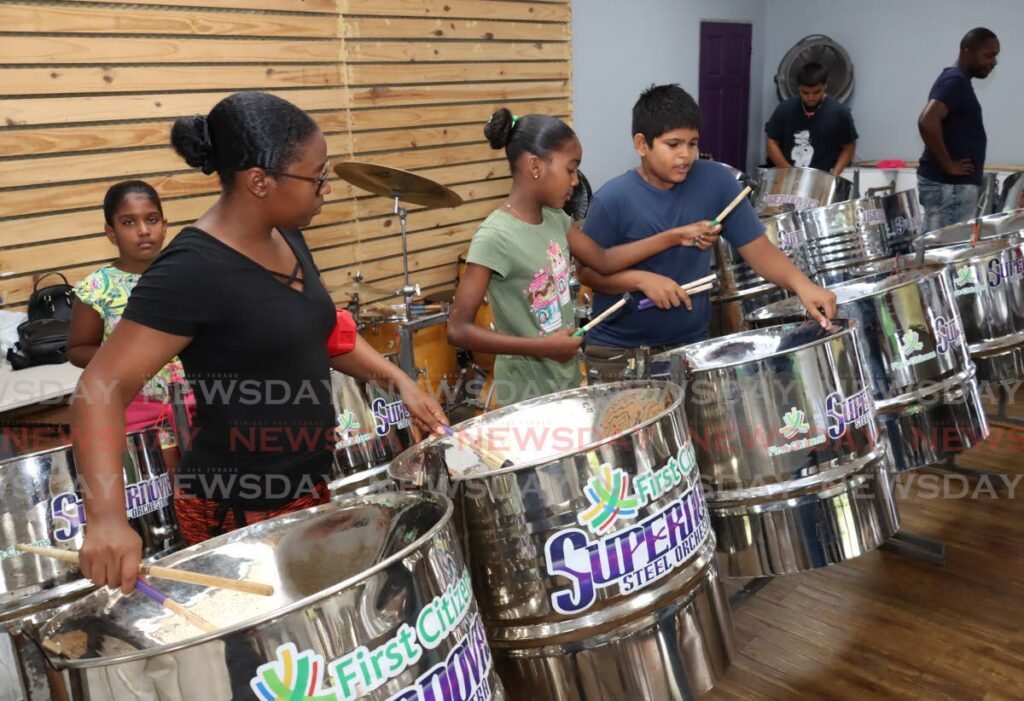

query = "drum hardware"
[396,311,448,384]
[851,168,860,199]
[880,531,947,566]
[334,162,462,322]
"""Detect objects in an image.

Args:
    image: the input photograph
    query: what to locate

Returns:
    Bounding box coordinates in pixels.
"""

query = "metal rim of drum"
[45,492,456,669]
[394,380,684,482]
[747,265,948,324]
[683,317,861,373]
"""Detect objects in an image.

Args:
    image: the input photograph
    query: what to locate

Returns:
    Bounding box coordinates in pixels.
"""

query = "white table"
[0,362,82,414]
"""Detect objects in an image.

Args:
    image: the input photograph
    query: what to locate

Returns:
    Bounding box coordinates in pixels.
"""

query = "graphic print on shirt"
[527,268,564,335]
[547,241,572,306]
[791,130,814,168]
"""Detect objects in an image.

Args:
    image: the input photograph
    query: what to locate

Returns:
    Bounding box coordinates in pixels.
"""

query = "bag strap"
[33,272,70,292]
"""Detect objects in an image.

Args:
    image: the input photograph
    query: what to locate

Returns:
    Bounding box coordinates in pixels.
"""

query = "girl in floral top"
[68,181,190,462]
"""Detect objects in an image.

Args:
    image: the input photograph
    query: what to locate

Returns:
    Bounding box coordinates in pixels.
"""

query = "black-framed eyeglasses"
[264,161,331,195]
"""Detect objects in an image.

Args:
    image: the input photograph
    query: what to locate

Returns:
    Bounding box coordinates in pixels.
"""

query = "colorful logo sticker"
[891,328,937,371]
[546,481,710,615]
[768,407,825,457]
[953,265,985,297]
[544,443,704,615]
[934,315,963,355]
[578,465,640,535]
[335,410,372,450]
[779,407,810,440]
[251,644,336,701]
[899,329,924,356]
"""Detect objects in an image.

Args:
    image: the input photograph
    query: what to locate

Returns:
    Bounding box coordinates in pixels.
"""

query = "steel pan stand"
[728,577,773,610]
[397,312,448,385]
[939,382,1021,488]
[881,531,946,566]
[393,192,418,322]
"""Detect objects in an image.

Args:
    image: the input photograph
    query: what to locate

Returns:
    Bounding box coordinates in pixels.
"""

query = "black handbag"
[7,318,70,369]
[6,273,76,369]
[27,272,74,322]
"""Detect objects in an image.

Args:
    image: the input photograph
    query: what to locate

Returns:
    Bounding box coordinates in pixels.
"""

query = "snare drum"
[457,251,497,371]
[359,305,460,399]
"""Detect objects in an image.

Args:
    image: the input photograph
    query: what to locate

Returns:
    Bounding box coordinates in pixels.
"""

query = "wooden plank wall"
[0,0,572,310]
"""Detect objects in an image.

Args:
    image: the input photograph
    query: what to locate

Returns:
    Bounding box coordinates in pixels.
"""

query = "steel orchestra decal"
[545,442,708,615]
[51,474,172,543]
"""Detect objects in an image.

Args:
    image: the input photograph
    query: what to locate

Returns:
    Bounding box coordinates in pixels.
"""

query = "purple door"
[699,21,753,171]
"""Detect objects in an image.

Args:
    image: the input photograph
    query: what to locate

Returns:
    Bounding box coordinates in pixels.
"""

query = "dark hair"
[103,180,162,227]
[632,84,703,146]
[961,27,997,52]
[171,91,319,189]
[796,62,829,87]
[484,108,576,170]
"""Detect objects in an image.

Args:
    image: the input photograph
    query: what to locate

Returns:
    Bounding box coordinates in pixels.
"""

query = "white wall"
[761,0,1024,167]
[572,0,766,190]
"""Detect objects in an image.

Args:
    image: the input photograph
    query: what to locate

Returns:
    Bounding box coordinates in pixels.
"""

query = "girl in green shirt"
[448,108,718,407]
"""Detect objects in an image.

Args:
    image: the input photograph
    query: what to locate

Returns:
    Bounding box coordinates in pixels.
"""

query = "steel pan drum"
[800,196,892,282]
[880,189,925,256]
[1,427,179,624]
[920,239,1024,382]
[756,167,852,213]
[652,320,899,577]
[715,211,809,295]
[328,370,409,499]
[913,210,1024,253]
[813,256,907,288]
[0,426,181,700]
[389,381,734,700]
[748,269,988,473]
[41,493,504,701]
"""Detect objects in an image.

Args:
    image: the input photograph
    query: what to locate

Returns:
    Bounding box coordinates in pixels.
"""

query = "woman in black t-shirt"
[72,92,449,594]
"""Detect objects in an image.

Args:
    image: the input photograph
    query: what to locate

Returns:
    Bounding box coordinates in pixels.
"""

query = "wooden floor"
[706,392,1024,701]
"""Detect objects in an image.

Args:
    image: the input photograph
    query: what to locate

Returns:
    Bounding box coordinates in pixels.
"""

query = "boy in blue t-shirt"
[579,84,836,381]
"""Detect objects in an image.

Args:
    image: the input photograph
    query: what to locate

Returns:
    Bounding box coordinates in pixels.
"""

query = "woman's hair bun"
[170,114,215,174]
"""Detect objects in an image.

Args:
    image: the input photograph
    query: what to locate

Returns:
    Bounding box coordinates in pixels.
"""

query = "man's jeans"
[917,175,980,232]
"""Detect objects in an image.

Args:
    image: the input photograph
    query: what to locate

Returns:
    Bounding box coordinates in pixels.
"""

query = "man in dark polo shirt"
[917,27,1000,231]
[765,62,858,176]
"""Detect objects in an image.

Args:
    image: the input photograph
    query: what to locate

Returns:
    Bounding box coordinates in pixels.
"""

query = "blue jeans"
[917,175,980,231]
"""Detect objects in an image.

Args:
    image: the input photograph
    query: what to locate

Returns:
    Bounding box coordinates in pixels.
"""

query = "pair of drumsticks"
[17,544,275,636]
[573,186,752,338]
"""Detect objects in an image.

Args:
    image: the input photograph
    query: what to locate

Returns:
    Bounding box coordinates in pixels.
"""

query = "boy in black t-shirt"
[765,62,858,176]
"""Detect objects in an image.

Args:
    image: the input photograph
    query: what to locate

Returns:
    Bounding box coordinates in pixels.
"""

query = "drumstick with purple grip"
[637,274,717,311]
[133,578,217,633]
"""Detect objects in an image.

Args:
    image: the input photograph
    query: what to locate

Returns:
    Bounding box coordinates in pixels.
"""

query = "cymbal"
[333,161,463,209]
